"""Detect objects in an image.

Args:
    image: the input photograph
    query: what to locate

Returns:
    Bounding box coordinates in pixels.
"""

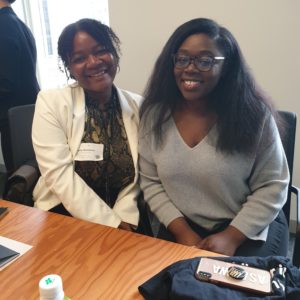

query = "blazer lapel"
[69,84,86,157]
[117,89,138,169]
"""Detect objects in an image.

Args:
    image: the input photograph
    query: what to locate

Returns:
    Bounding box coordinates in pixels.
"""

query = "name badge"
[74,143,104,161]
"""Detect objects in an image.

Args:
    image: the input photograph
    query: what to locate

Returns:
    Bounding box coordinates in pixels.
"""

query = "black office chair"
[277,111,299,266]
[3,104,39,206]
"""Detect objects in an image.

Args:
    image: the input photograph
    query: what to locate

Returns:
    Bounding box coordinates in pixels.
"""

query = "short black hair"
[58,18,121,79]
[7,0,16,3]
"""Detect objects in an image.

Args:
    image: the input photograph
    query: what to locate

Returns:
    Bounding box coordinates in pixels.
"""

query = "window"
[13,0,109,88]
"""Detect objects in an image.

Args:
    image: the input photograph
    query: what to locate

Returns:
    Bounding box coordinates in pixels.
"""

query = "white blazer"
[32,83,142,227]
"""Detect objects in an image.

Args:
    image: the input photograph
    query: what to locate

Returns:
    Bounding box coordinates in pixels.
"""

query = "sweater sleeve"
[230,116,289,240]
[138,123,183,227]
[32,90,122,227]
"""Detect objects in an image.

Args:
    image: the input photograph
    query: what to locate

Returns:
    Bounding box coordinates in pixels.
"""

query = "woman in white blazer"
[32,18,142,230]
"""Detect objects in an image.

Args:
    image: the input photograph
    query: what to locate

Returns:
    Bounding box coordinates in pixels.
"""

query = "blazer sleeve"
[32,90,122,227]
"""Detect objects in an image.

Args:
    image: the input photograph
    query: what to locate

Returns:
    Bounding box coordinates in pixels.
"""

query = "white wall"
[109,0,300,190]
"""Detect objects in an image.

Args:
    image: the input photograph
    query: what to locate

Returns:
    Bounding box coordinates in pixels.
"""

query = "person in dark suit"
[0,0,39,174]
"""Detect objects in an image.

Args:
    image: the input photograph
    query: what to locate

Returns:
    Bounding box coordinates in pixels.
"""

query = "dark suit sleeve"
[0,36,20,100]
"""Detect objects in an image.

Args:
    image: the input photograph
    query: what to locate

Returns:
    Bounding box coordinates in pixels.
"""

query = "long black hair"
[57,18,121,79]
[140,18,277,154]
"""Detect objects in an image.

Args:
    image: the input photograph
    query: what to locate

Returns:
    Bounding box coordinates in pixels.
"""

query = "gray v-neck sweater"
[139,115,289,241]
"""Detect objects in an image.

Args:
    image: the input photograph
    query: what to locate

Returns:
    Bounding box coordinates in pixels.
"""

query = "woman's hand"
[197,225,246,256]
[118,221,134,231]
[167,217,202,246]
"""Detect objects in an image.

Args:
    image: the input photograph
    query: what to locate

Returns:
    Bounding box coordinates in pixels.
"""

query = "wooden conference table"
[0,199,219,300]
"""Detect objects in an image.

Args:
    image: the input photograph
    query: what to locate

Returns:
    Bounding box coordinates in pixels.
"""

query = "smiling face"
[174,33,224,105]
[68,31,117,98]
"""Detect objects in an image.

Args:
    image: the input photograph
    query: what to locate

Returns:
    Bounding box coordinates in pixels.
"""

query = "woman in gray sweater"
[139,18,289,256]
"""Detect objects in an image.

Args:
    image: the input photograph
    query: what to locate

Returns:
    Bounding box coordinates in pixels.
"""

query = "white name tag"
[74,143,104,161]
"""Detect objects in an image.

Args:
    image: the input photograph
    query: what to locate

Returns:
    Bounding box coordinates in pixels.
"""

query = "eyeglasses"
[173,54,225,72]
[70,47,110,65]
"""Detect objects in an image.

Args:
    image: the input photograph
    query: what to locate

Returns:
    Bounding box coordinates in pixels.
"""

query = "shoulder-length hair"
[140,18,276,154]
[57,18,121,79]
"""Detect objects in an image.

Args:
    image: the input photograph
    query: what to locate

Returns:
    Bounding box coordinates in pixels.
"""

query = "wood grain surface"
[0,200,220,300]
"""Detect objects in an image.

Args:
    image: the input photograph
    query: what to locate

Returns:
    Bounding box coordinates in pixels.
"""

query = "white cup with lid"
[39,274,65,300]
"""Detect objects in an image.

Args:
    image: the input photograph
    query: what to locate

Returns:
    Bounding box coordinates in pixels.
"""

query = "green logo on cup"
[45,278,53,285]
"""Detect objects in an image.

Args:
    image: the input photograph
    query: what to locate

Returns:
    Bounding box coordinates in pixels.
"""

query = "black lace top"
[74,87,135,207]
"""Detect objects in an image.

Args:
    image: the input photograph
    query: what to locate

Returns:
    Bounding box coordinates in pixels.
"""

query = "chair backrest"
[277,110,297,224]
[8,104,36,171]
